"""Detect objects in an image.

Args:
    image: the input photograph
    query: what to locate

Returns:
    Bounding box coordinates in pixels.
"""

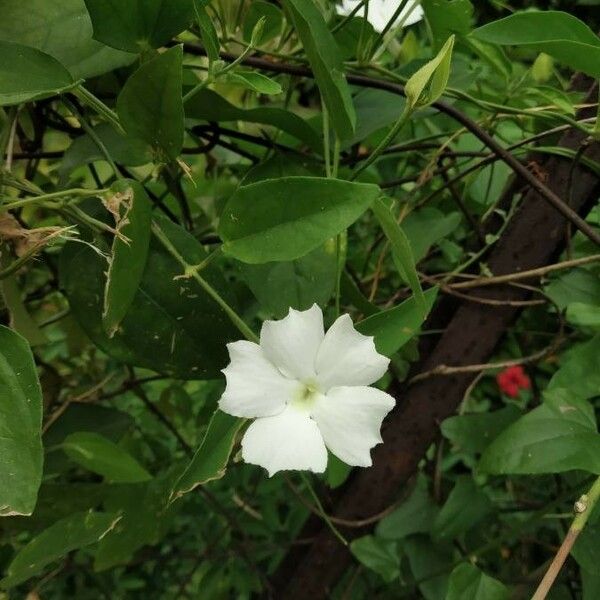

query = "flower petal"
[312,386,395,467]
[315,314,389,390]
[219,341,300,418]
[241,406,328,476]
[339,0,424,32]
[260,304,324,381]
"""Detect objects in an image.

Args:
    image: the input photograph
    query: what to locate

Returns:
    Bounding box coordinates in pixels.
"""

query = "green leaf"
[240,243,337,318]
[325,452,352,489]
[405,35,455,110]
[0,41,74,106]
[0,0,134,79]
[219,177,379,264]
[243,1,283,44]
[567,303,600,329]
[60,215,239,379]
[350,535,400,582]
[472,11,600,79]
[44,404,134,475]
[283,0,356,141]
[432,476,492,541]
[547,335,600,401]
[186,88,320,151]
[376,475,438,540]
[422,0,473,50]
[441,405,522,454]
[226,70,282,95]
[371,197,426,315]
[402,208,462,263]
[62,432,151,483]
[194,0,220,63]
[117,45,184,162]
[405,536,454,600]
[479,394,600,475]
[545,268,600,310]
[347,87,408,148]
[582,567,600,600]
[171,410,245,501]
[1,511,120,588]
[102,180,152,336]
[0,271,47,346]
[356,287,438,356]
[573,521,600,574]
[60,123,152,178]
[95,469,180,570]
[0,326,43,517]
[446,564,509,600]
[83,0,193,53]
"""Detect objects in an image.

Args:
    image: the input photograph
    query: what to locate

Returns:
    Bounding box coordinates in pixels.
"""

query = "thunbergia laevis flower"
[339,0,424,33]
[219,305,395,476]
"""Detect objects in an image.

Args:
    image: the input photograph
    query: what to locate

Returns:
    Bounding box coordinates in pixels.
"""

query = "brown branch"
[449,253,600,289]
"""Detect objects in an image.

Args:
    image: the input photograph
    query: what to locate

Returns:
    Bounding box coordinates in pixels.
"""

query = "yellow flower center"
[291,381,320,412]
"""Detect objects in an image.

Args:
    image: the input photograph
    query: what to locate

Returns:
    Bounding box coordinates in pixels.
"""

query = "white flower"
[339,0,424,33]
[219,305,395,476]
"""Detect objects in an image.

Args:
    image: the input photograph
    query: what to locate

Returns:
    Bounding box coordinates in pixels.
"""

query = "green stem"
[352,105,413,179]
[63,97,121,180]
[532,476,600,600]
[152,222,259,343]
[74,85,125,134]
[0,188,106,214]
[322,103,331,177]
[299,472,348,547]
[183,44,255,104]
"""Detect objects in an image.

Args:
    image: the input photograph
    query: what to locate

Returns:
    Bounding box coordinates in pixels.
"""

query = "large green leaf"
[60,123,152,178]
[1,511,120,588]
[0,0,133,79]
[94,468,181,570]
[63,432,151,483]
[102,180,152,336]
[441,405,522,455]
[0,41,74,106]
[186,89,321,151]
[83,0,193,53]
[0,326,43,517]
[472,11,600,79]
[283,0,356,141]
[219,177,379,263]
[479,394,600,475]
[446,564,509,600]
[117,45,184,162]
[240,243,338,318]
[573,520,600,575]
[545,268,600,310]
[405,536,453,600]
[60,216,239,379]
[432,476,492,542]
[171,410,245,502]
[350,535,400,582]
[422,0,473,50]
[356,287,438,356]
[546,335,600,401]
[376,475,438,540]
[403,208,462,263]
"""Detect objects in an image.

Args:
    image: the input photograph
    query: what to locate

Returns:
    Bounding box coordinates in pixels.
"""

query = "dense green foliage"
[1,0,600,598]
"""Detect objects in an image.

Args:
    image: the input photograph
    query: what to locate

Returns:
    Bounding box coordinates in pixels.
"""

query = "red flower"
[496,365,531,398]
